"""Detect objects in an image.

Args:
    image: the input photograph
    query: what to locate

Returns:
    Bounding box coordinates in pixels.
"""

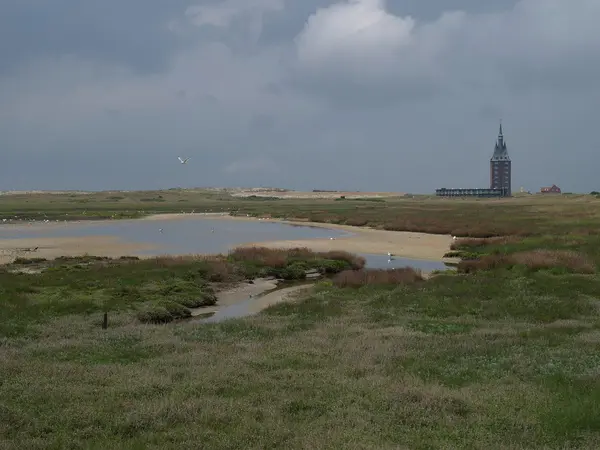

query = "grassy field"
[2,192,600,448]
[1,189,599,237]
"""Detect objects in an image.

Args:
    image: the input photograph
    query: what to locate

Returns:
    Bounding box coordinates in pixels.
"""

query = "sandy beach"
[0,213,453,264]
[0,236,154,265]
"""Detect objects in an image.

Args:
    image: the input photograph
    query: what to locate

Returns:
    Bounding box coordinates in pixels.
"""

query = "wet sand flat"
[0,236,154,265]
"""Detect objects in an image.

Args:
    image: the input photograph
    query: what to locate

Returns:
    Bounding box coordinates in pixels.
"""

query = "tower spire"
[490,119,511,196]
[496,120,505,148]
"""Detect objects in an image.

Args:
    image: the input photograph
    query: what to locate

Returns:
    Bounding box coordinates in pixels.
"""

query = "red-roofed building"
[540,184,561,194]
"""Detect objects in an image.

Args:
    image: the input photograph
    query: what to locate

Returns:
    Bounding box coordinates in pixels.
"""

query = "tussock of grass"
[458,250,595,274]
[229,246,366,270]
[175,291,217,308]
[333,268,424,288]
[450,236,523,250]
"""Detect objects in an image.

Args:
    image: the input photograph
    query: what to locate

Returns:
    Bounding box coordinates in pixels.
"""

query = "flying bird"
[178,157,190,164]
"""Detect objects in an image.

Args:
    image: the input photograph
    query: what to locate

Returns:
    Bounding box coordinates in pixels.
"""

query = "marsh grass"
[0,249,358,334]
[457,249,595,274]
[227,246,365,280]
[3,193,600,447]
[228,246,366,270]
[332,268,424,288]
[3,269,600,448]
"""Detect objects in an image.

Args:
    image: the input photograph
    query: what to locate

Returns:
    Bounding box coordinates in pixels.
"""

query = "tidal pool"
[0,216,451,271]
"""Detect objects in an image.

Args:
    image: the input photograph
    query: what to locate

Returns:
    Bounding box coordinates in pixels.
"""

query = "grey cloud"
[0,0,194,75]
[0,0,599,194]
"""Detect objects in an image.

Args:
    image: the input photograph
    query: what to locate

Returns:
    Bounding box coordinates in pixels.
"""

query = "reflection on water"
[360,253,450,271]
[196,298,258,324]
[0,217,351,255]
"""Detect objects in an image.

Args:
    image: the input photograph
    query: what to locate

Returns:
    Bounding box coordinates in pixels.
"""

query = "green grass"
[3,192,600,447]
[3,188,600,237]
[3,269,600,448]
[0,248,360,336]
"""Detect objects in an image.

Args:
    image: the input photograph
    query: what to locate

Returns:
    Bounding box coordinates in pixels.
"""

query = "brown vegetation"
[458,250,595,274]
[229,195,600,238]
[450,236,523,250]
[333,268,424,288]
[229,246,366,270]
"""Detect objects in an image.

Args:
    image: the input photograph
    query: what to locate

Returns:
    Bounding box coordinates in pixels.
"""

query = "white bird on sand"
[178,156,190,164]
[452,236,457,240]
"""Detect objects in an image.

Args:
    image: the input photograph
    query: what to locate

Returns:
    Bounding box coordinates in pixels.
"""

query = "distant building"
[434,121,512,198]
[540,184,561,194]
[490,122,512,196]
[435,187,508,198]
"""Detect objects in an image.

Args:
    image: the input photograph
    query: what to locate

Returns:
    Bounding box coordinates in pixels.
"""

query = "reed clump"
[332,267,424,288]
[458,250,595,274]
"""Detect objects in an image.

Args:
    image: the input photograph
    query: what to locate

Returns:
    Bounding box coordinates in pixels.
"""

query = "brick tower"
[490,121,511,196]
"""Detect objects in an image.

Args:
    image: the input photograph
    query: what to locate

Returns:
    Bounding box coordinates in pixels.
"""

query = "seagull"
[159,228,164,233]
[452,236,457,240]
[178,156,190,164]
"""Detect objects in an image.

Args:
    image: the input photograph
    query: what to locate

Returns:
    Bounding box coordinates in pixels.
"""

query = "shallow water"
[358,253,450,272]
[0,217,350,255]
[196,299,256,324]
[0,217,451,271]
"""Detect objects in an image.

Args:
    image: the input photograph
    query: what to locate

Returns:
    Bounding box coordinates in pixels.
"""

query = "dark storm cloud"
[0,0,599,193]
[0,0,191,75]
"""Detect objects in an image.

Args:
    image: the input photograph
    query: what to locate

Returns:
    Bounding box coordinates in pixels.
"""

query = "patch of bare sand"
[190,281,314,318]
[239,223,451,261]
[0,236,154,265]
[190,278,281,317]
[230,190,405,199]
[246,284,314,314]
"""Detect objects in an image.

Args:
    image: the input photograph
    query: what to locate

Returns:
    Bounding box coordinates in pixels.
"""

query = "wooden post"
[102,312,108,329]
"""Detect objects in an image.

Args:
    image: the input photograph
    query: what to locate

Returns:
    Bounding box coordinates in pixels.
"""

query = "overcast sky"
[1,0,598,193]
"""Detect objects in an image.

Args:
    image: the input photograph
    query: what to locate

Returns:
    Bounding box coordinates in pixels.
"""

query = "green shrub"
[280,263,308,280]
[175,291,217,308]
[316,259,349,274]
[137,305,174,324]
[111,286,142,302]
[12,257,47,265]
[159,280,203,296]
[159,300,191,319]
[158,300,192,319]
